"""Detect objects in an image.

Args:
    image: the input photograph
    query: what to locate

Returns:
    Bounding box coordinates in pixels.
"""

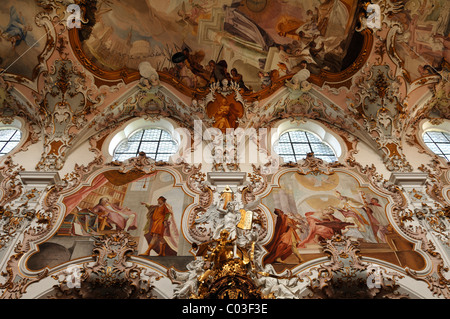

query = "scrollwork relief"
[50,231,162,299]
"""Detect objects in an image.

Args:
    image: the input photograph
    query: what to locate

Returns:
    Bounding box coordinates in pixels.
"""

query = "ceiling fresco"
[70,0,372,93]
[389,0,449,82]
[0,0,49,80]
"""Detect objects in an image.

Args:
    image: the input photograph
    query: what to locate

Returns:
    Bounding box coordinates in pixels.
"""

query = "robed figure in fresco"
[141,196,179,256]
[92,197,138,232]
[297,207,347,248]
[359,191,389,243]
[264,209,304,264]
[2,6,34,50]
[206,94,244,132]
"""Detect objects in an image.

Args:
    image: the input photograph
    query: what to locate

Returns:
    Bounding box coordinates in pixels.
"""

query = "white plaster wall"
[353,140,390,177]
[59,139,96,177]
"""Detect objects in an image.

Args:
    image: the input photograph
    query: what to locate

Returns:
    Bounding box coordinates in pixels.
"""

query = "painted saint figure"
[359,191,389,243]
[2,6,34,49]
[92,197,137,232]
[297,207,342,248]
[264,209,304,264]
[141,196,179,256]
[334,190,377,243]
[206,94,244,132]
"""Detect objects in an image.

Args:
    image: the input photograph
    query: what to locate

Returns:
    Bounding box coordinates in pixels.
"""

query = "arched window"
[113,128,178,162]
[274,130,338,163]
[423,131,450,162]
[0,128,22,156]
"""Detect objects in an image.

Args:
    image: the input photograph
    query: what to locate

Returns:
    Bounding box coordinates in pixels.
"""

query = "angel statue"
[138,61,161,94]
[168,258,205,299]
[285,60,312,99]
[193,203,225,240]
[217,185,234,210]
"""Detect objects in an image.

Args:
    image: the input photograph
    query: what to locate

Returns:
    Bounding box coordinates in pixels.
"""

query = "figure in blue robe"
[2,6,35,49]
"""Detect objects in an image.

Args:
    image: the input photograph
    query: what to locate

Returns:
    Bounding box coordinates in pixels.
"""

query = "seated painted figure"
[92,197,138,232]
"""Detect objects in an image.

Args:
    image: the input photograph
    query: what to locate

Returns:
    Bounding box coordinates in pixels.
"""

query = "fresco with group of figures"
[5,0,448,89]
[75,0,364,91]
[390,0,450,82]
[26,169,195,271]
[261,170,426,272]
[1,0,448,86]
[26,165,427,278]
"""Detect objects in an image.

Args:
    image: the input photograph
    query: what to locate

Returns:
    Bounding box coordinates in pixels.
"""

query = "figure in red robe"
[297,208,342,248]
[264,209,303,264]
[360,193,389,243]
[141,196,179,256]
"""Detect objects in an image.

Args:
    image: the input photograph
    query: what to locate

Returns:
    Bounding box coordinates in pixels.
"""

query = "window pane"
[427,132,448,142]
[10,134,21,141]
[423,133,433,143]
[142,129,162,140]
[288,131,308,142]
[158,141,178,153]
[292,143,312,154]
[128,130,143,141]
[423,131,450,162]
[0,129,17,141]
[0,142,6,154]
[275,143,294,155]
[426,143,440,153]
[160,130,173,141]
[278,133,291,143]
[116,141,140,154]
[114,128,178,162]
[139,141,158,153]
[275,130,337,163]
[1,142,18,154]
[0,129,21,156]
[310,143,334,155]
[437,143,450,154]
[305,132,321,143]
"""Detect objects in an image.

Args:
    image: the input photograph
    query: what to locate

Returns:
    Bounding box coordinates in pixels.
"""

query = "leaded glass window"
[113,128,178,162]
[423,131,450,161]
[274,130,337,163]
[0,129,22,156]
